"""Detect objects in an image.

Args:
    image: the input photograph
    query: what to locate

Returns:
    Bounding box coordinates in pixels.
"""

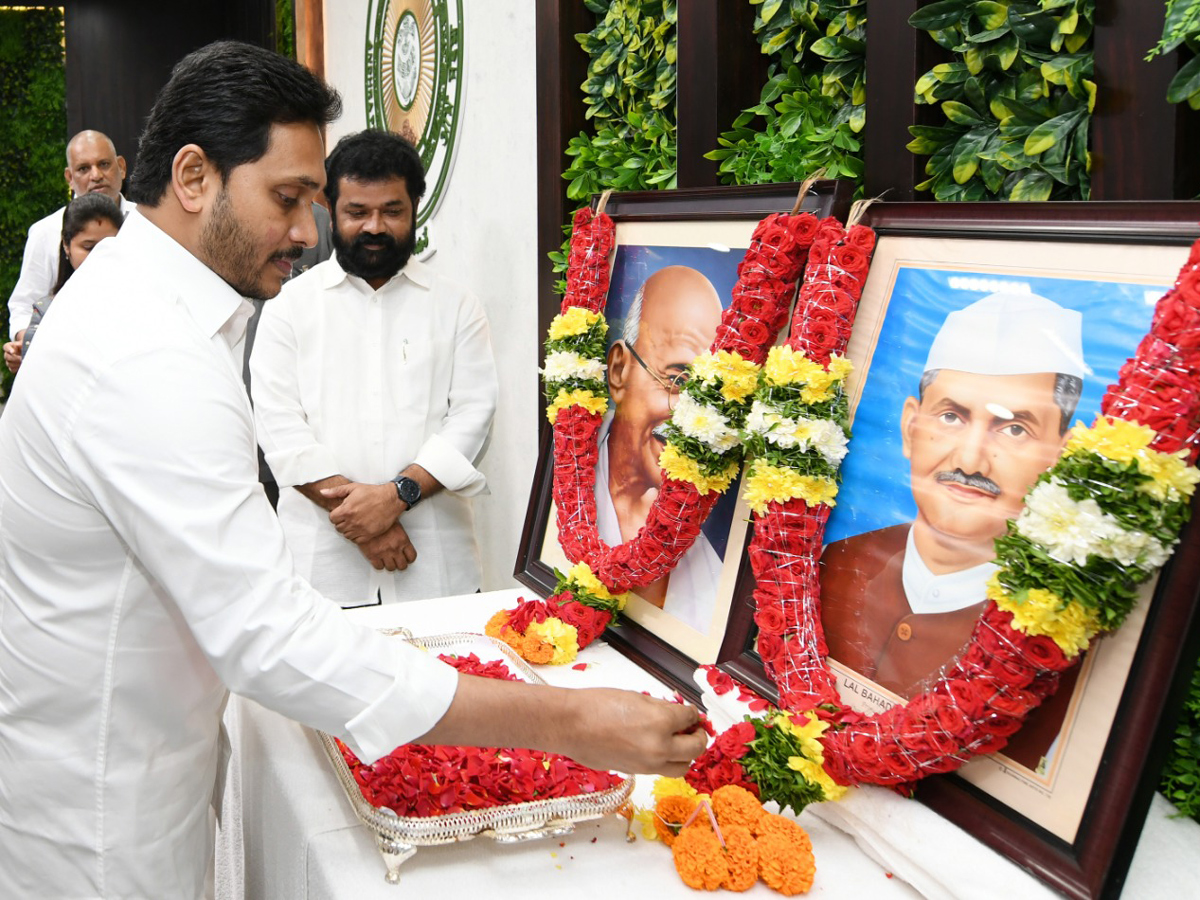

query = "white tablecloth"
[215,588,1198,899]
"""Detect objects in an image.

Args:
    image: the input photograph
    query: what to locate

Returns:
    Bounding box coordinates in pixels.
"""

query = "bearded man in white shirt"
[251,129,495,606]
[0,41,703,899]
[3,129,136,372]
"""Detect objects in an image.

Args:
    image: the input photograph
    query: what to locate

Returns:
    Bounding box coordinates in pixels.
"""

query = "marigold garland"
[648,782,815,895]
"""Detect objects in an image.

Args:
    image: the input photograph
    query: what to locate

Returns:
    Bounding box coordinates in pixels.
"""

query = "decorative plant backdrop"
[906,0,1095,202]
[1148,0,1200,107]
[706,0,866,189]
[276,0,296,59]
[0,8,67,400]
[551,0,677,292]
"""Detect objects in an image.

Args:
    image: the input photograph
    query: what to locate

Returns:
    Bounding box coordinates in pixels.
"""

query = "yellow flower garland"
[778,712,847,802]
[1064,416,1200,502]
[659,443,741,495]
[691,350,761,403]
[545,388,608,424]
[986,574,1100,657]
[547,307,604,340]
[744,462,839,514]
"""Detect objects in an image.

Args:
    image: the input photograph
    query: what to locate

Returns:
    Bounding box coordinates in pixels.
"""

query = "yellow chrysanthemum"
[632,805,660,841]
[652,776,705,803]
[778,712,846,802]
[987,574,1100,657]
[692,350,761,403]
[658,443,740,495]
[744,463,838,513]
[1064,416,1154,464]
[526,617,580,665]
[545,388,608,424]
[547,307,604,341]
[827,354,853,382]
[763,346,824,387]
[1134,447,1200,502]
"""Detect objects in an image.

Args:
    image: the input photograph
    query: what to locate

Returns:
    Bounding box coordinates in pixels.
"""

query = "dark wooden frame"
[716,200,1200,900]
[515,181,854,703]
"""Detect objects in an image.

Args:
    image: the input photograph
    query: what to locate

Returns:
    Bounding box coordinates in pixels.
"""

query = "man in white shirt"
[3,129,135,372]
[251,129,496,605]
[0,41,702,899]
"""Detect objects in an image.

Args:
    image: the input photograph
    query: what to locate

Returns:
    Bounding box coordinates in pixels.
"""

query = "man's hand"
[555,688,706,777]
[3,340,22,373]
[324,481,402,543]
[415,678,707,778]
[357,520,417,571]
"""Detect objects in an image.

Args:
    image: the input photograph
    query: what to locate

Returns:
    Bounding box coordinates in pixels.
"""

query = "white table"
[215,589,1198,899]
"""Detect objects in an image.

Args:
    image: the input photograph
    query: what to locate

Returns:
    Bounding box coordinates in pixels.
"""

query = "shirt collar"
[901,525,997,615]
[317,253,432,293]
[120,209,254,346]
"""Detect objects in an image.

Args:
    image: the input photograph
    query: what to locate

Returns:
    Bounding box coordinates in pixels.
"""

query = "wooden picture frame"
[720,200,1200,899]
[515,181,854,701]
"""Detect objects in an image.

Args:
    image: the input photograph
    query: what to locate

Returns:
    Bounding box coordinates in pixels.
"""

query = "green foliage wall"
[0,8,67,397]
[906,1,1095,202]
[276,0,297,59]
[1148,0,1200,107]
[707,0,866,189]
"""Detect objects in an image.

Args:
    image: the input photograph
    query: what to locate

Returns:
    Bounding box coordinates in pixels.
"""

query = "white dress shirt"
[900,526,998,614]
[6,194,136,337]
[250,256,498,606]
[594,420,724,634]
[0,211,458,899]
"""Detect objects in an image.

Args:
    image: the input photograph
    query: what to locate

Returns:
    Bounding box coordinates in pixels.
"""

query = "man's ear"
[607,341,631,405]
[171,145,215,214]
[63,165,73,191]
[900,396,920,460]
[115,155,128,183]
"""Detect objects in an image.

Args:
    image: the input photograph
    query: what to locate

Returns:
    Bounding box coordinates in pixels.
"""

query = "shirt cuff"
[9,313,31,337]
[341,642,460,764]
[412,433,488,496]
[264,443,341,488]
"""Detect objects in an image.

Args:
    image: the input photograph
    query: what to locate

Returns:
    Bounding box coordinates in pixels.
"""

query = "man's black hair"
[324,130,426,212]
[128,41,342,205]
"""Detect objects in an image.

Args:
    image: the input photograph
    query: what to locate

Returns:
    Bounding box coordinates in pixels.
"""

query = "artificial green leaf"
[952,127,992,182]
[973,1,1009,31]
[1024,108,1082,156]
[943,99,985,125]
[1167,53,1200,105]
[1009,170,1054,200]
[909,0,969,32]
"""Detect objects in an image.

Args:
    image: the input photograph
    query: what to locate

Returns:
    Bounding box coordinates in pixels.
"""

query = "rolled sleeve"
[7,213,60,339]
[413,432,487,495]
[344,650,460,762]
[250,295,340,487]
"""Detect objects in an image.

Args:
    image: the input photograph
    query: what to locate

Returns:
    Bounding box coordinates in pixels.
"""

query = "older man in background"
[4,129,135,372]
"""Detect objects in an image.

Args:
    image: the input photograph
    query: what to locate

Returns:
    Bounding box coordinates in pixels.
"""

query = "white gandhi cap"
[924,291,1086,379]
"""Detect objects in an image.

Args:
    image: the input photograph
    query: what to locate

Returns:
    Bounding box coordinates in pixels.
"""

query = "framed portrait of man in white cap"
[796,208,1196,860]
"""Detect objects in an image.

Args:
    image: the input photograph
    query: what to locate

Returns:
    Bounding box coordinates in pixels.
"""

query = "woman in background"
[20,192,124,357]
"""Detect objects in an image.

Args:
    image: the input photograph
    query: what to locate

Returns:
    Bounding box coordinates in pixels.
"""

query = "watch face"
[397,477,421,505]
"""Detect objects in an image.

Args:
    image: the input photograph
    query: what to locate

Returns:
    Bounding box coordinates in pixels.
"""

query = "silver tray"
[319,630,636,884]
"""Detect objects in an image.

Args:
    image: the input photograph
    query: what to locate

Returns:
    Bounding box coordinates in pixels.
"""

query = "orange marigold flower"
[712,784,767,834]
[720,824,759,892]
[672,824,728,891]
[485,610,511,638]
[758,812,812,851]
[757,826,816,895]
[519,633,555,665]
[654,795,700,847]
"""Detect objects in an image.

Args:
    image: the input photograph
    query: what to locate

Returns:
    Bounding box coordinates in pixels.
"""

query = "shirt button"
[932,588,940,598]
[896,622,913,641]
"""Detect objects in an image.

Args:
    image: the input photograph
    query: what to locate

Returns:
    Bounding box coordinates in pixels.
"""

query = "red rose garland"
[494,206,840,664]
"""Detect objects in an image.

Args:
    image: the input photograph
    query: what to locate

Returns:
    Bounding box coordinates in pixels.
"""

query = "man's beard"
[200,187,300,300]
[332,225,416,282]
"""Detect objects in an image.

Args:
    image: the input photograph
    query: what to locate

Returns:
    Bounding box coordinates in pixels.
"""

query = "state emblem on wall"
[365,0,464,258]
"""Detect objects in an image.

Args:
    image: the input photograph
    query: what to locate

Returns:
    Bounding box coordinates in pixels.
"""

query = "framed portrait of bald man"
[517,182,854,696]
[724,201,1200,899]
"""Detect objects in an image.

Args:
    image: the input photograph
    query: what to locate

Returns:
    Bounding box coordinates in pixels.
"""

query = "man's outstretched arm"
[417,674,706,777]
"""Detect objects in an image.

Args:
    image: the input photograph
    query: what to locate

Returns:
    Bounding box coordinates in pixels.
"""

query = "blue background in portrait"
[823,266,1167,545]
[606,243,742,558]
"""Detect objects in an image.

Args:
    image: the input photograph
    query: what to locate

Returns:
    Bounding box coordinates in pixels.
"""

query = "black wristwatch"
[393,475,422,509]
